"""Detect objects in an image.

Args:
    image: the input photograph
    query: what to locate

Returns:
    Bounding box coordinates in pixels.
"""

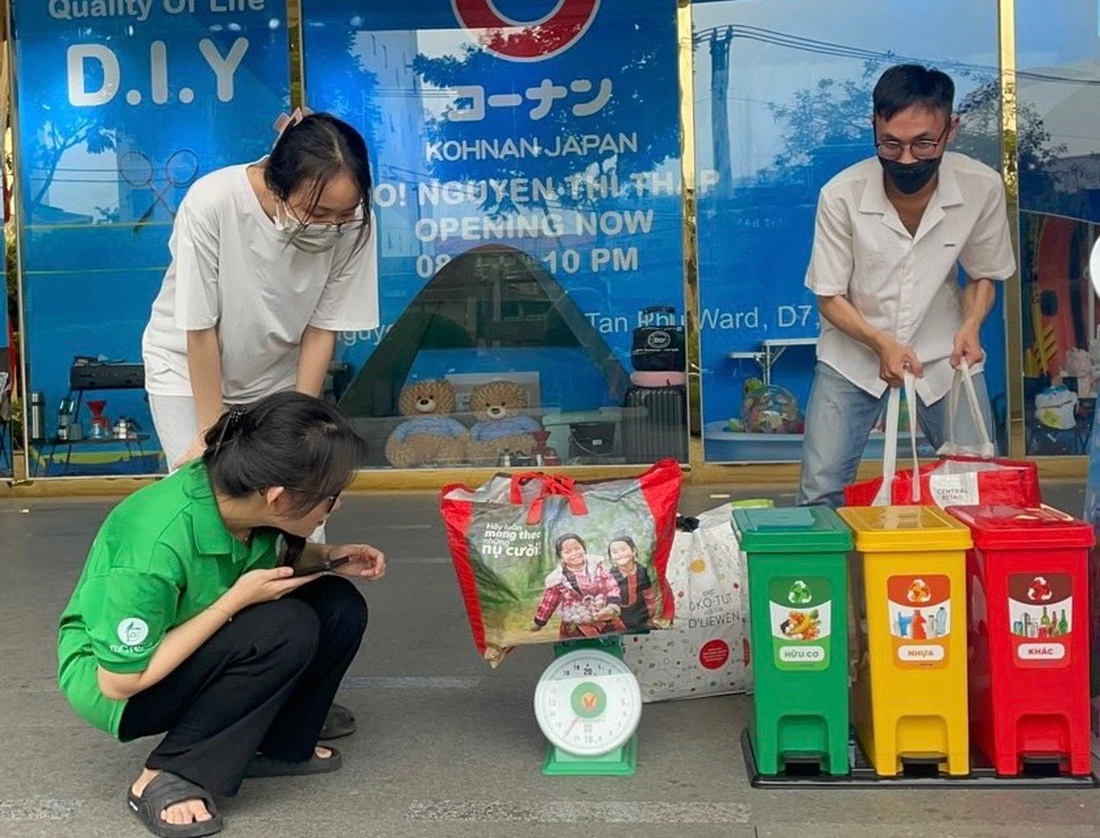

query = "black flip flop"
[245,746,343,778]
[126,771,223,838]
[319,703,357,740]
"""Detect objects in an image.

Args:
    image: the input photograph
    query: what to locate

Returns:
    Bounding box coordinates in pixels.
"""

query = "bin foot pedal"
[780,752,825,777]
[1020,752,1065,778]
[900,752,946,779]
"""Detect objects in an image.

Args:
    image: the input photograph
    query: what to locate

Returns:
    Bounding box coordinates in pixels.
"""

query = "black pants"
[117,575,367,797]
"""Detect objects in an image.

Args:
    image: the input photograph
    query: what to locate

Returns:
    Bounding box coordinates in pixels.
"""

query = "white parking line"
[0,800,81,821]
[341,676,482,690]
[406,801,753,824]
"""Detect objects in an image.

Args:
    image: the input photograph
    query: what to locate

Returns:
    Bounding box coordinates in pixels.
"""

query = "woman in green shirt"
[58,391,385,838]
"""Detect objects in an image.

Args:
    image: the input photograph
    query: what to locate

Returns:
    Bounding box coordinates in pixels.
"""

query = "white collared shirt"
[805,151,1016,404]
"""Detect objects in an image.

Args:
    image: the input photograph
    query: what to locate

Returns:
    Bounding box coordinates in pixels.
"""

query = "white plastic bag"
[623,503,752,701]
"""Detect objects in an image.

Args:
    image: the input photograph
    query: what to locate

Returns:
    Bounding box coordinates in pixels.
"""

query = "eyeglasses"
[282,200,362,233]
[304,218,358,234]
[875,123,950,161]
[261,489,341,513]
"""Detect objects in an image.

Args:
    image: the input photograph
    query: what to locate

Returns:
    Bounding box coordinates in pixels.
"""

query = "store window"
[301,0,687,469]
[1,220,11,477]
[693,0,1005,462]
[11,0,1050,479]
[1016,0,1100,457]
[11,1,289,476]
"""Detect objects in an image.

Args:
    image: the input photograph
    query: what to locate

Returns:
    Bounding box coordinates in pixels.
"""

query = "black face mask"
[879,156,941,195]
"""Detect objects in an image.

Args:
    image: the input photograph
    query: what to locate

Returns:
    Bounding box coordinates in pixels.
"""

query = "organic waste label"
[887,575,950,669]
[769,577,831,671]
[1009,573,1072,669]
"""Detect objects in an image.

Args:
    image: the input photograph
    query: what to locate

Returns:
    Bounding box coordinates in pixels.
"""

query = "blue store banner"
[300,0,684,462]
[11,0,289,474]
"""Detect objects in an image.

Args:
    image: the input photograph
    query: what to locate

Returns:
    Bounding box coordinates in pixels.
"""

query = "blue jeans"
[796,362,995,508]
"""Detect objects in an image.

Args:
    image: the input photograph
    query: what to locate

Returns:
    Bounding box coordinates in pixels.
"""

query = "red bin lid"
[945,504,1096,549]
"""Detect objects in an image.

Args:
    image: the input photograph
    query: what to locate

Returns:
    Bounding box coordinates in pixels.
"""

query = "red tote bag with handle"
[441,460,682,666]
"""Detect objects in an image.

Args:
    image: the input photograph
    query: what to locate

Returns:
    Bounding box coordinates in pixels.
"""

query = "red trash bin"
[948,504,1095,776]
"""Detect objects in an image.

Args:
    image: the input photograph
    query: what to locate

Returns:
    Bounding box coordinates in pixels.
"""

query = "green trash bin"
[733,506,853,776]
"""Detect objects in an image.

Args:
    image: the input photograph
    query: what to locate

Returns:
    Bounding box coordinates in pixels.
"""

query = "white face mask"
[274,201,345,254]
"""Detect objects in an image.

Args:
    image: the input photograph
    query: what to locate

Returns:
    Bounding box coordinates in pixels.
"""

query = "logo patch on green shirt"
[116,618,149,648]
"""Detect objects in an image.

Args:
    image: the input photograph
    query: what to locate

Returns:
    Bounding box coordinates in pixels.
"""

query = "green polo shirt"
[57,460,278,737]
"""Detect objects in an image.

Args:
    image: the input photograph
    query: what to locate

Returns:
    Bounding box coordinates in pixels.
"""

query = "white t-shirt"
[805,151,1016,405]
[142,162,379,402]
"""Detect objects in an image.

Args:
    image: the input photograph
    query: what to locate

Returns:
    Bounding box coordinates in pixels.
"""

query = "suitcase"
[622,385,688,463]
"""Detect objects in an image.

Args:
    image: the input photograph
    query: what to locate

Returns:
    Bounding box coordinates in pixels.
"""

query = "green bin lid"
[733,506,853,553]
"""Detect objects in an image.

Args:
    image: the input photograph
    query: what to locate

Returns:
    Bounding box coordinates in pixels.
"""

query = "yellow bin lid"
[837,505,972,553]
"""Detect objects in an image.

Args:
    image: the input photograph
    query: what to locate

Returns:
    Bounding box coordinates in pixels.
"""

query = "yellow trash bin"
[838,505,972,777]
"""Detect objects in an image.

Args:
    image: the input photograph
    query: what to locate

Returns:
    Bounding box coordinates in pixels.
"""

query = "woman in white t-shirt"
[142,111,379,469]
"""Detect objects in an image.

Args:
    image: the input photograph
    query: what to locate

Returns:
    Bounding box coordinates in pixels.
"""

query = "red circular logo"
[451,0,600,62]
[698,639,730,671]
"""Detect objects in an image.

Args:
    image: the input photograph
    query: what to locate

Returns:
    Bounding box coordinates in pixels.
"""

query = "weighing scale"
[532,637,642,776]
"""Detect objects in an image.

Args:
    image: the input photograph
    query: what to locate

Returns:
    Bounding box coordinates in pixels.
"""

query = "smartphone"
[292,555,350,577]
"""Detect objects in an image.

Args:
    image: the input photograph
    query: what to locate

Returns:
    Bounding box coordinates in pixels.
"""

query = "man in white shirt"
[797,64,1016,507]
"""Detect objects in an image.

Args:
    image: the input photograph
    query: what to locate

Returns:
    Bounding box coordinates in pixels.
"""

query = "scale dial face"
[533,649,642,757]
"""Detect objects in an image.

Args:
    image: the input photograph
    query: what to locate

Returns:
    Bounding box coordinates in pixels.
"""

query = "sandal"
[126,771,223,838]
[319,703,356,740]
[245,746,343,778]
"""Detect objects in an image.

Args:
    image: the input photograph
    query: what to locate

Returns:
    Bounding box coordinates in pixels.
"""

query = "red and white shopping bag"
[845,361,1041,508]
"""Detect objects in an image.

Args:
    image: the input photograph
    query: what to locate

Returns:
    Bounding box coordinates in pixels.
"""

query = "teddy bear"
[384,379,469,468]
[466,379,544,465]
